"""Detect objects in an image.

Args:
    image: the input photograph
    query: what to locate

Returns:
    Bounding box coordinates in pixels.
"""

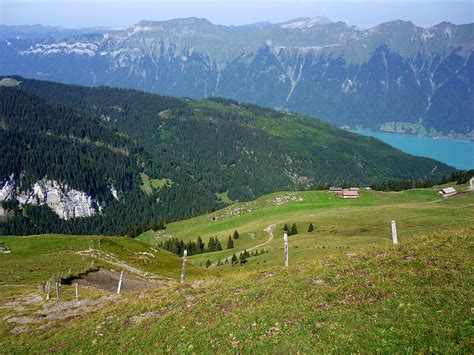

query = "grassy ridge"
[139,187,473,266]
[0,235,207,300]
[0,187,472,351]
[1,227,472,352]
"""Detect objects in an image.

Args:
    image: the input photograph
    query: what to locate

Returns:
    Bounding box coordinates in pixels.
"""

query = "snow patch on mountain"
[280,17,332,29]
[341,79,356,93]
[20,42,99,57]
[129,25,155,36]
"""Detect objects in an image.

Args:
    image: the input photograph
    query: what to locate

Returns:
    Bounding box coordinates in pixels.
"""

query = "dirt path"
[211,224,275,266]
[248,224,275,252]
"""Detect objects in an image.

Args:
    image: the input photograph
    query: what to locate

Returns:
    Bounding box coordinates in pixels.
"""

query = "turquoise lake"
[351,130,474,170]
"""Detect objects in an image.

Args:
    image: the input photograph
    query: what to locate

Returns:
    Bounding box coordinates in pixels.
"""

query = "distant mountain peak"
[128,18,217,37]
[230,21,274,31]
[136,17,213,28]
[279,17,333,29]
[373,19,417,31]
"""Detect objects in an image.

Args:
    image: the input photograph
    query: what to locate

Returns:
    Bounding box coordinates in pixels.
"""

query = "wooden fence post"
[55,280,60,299]
[181,249,187,284]
[75,282,79,302]
[46,281,50,300]
[391,220,398,245]
[117,271,124,295]
[284,232,288,267]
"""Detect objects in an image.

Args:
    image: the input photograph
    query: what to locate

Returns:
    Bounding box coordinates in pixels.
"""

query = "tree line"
[158,230,241,257]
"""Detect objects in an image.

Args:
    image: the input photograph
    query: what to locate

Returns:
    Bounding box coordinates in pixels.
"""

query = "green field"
[1,185,473,352]
[139,186,473,266]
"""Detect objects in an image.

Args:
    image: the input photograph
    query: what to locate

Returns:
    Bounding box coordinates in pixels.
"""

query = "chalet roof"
[441,187,456,194]
[339,190,359,196]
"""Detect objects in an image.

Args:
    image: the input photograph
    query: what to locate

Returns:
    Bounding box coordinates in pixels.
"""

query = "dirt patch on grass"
[255,271,275,280]
[125,309,168,324]
[4,294,126,334]
[308,278,325,286]
[3,293,44,312]
[74,269,164,293]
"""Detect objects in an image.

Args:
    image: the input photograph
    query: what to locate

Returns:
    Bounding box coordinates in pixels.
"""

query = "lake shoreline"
[345,128,474,143]
[350,129,474,170]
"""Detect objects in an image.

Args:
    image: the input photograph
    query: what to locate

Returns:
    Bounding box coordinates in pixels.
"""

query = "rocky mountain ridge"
[1,17,471,137]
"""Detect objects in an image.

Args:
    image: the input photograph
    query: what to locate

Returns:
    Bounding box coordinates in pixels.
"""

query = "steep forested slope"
[18,78,454,189]
[1,77,455,235]
[0,86,165,235]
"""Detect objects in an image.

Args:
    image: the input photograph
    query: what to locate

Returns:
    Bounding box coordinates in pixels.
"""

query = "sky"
[1,0,473,29]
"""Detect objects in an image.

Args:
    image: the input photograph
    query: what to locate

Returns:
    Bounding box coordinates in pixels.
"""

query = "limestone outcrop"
[0,175,100,220]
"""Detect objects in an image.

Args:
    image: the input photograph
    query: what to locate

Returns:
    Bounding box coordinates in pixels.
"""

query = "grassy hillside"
[0,225,472,352]
[139,184,473,266]
[1,186,472,351]
[0,234,207,302]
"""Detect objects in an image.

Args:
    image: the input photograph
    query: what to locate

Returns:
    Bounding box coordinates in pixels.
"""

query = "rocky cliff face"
[0,175,100,220]
[1,18,472,136]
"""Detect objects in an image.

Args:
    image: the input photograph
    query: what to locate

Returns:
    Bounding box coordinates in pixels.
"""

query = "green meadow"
[1,185,472,352]
[139,186,473,266]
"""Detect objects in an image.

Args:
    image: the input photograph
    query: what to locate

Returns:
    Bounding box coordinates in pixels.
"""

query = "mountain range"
[0,77,454,235]
[0,17,472,138]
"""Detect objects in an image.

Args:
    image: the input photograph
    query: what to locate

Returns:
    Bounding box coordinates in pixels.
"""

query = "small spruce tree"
[215,237,222,251]
[308,223,314,232]
[233,230,240,240]
[207,237,216,252]
[283,224,289,232]
[231,253,238,265]
[205,259,211,268]
[197,236,205,253]
[227,235,234,249]
[290,223,298,235]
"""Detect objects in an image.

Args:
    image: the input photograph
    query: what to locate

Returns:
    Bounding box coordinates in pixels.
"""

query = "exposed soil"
[2,293,126,334]
[75,269,164,293]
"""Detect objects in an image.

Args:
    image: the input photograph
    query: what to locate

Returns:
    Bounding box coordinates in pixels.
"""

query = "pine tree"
[227,235,234,249]
[215,237,222,251]
[231,253,238,265]
[233,230,240,240]
[283,224,288,232]
[197,236,205,253]
[178,239,185,255]
[308,223,314,232]
[205,259,211,268]
[240,250,249,261]
[207,237,216,252]
[290,223,298,235]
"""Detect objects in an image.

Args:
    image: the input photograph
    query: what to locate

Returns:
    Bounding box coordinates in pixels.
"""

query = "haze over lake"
[353,130,474,170]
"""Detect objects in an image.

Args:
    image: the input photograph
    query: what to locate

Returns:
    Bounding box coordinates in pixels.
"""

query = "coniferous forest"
[0,77,459,235]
